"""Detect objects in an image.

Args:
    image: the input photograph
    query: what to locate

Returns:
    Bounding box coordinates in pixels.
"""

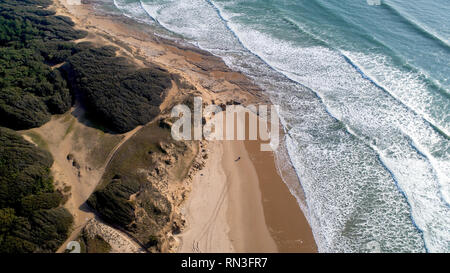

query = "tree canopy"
[0,0,172,133]
[0,127,72,253]
[0,0,86,130]
[62,46,172,133]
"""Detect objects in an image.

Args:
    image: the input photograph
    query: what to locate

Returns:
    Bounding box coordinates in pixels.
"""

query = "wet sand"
[55,0,317,253]
[245,139,317,252]
[179,109,316,252]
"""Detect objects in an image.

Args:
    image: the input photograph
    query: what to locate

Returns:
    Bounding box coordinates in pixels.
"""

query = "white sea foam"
[116,0,449,252]
[385,0,450,48]
[342,51,450,136]
[113,0,156,25]
[222,23,449,252]
[139,0,242,52]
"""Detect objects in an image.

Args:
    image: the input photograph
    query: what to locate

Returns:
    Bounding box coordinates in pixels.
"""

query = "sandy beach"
[244,139,317,252]
[4,0,445,255]
[178,138,316,253]
[178,141,278,253]
[52,0,317,253]
[178,109,316,253]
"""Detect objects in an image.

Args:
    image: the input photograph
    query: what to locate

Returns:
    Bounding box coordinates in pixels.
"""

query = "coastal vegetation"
[0,0,172,133]
[0,0,176,253]
[0,0,86,130]
[61,46,172,133]
[87,123,173,251]
[88,176,140,227]
[0,127,72,253]
[87,122,196,251]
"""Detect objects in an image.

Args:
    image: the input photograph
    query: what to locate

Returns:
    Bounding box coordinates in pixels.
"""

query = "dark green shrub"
[62,47,172,133]
[0,127,73,253]
[87,176,140,227]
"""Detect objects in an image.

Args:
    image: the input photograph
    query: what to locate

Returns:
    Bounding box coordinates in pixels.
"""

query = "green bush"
[0,47,72,129]
[0,0,171,133]
[0,127,73,253]
[0,127,54,208]
[62,46,172,133]
[0,0,86,45]
[19,192,63,216]
[0,0,85,130]
[80,233,111,253]
[87,176,140,226]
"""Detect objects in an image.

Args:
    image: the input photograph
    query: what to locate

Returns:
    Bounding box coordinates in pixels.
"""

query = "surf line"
[341,54,449,140]
[136,0,432,252]
[205,1,429,250]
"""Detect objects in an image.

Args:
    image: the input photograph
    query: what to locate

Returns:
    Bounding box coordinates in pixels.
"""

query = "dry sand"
[223,140,278,252]
[51,0,317,253]
[179,139,317,253]
[178,140,280,253]
[178,109,316,252]
[178,142,233,253]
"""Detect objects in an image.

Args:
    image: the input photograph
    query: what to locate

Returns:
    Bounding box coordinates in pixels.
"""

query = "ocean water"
[110,0,450,252]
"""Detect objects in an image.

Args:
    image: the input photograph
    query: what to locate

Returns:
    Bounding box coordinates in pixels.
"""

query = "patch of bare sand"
[177,142,233,253]
[178,108,277,253]
[178,107,317,253]
[21,108,144,253]
[223,140,279,252]
[48,0,317,252]
[245,140,317,253]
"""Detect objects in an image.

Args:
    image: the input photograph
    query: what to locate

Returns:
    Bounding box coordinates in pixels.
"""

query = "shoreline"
[178,109,316,252]
[178,139,317,253]
[244,139,317,252]
[55,0,317,252]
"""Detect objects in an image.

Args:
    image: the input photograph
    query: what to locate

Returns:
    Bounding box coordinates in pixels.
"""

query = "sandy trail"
[55,123,145,253]
[48,0,317,253]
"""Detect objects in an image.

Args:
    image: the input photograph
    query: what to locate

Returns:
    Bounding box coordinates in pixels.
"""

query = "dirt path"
[55,123,145,253]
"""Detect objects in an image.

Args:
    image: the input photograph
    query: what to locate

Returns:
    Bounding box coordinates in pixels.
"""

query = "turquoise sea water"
[110,0,450,252]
